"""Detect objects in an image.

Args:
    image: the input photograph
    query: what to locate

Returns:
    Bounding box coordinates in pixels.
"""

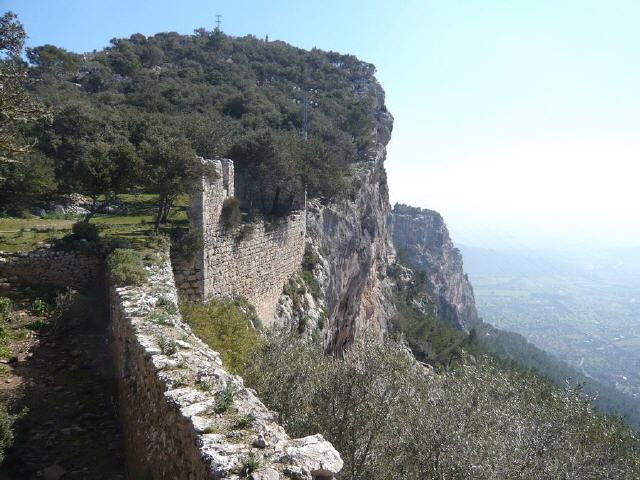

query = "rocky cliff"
[275,74,481,351]
[390,204,478,331]
[277,76,396,355]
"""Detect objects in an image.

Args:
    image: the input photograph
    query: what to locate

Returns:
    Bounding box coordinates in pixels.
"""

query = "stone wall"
[0,248,103,289]
[173,158,306,326]
[110,255,342,479]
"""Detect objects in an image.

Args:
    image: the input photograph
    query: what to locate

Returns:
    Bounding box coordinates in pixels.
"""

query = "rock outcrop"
[278,76,397,355]
[390,204,478,330]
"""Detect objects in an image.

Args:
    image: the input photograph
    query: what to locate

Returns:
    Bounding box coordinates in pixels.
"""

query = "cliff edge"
[390,204,479,330]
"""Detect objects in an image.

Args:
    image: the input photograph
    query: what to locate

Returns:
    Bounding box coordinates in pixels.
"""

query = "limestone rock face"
[279,434,344,479]
[390,205,479,330]
[291,76,396,355]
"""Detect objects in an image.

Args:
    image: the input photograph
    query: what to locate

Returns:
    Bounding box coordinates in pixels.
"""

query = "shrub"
[196,379,212,392]
[0,404,18,463]
[0,298,11,323]
[25,319,48,331]
[147,233,171,252]
[233,413,256,430]
[72,221,100,242]
[235,222,255,241]
[221,196,242,229]
[243,333,640,480]
[171,227,203,261]
[181,299,260,374]
[302,243,321,272]
[107,248,148,287]
[300,271,321,299]
[30,298,50,317]
[214,384,236,414]
[155,296,178,315]
[148,309,169,325]
[238,453,260,477]
[157,335,177,356]
[0,298,11,359]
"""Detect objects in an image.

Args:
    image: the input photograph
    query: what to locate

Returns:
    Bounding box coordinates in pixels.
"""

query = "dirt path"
[0,286,127,480]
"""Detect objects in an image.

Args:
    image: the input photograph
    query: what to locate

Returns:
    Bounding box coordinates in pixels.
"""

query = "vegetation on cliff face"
[389,264,474,366]
[243,333,640,480]
[1,16,378,220]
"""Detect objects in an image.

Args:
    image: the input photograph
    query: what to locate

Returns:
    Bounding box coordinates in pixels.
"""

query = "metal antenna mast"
[301,91,309,140]
[215,14,222,31]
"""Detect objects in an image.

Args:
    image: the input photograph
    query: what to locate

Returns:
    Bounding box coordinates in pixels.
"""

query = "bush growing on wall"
[72,221,100,242]
[221,196,242,230]
[107,248,148,287]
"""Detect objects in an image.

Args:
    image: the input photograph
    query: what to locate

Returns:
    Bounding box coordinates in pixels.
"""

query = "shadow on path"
[0,285,126,480]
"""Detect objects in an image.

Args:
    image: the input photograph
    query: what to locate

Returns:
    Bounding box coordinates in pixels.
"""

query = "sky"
[4,0,640,249]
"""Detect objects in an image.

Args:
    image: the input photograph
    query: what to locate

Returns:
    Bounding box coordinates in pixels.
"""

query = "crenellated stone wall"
[173,158,306,325]
[0,248,103,289]
[110,255,342,479]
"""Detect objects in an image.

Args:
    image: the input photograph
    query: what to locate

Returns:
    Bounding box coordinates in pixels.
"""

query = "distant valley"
[460,245,640,403]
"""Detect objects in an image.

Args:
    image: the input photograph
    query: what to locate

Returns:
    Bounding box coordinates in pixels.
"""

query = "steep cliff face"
[390,205,478,330]
[277,77,396,355]
[276,73,478,351]
[313,80,396,355]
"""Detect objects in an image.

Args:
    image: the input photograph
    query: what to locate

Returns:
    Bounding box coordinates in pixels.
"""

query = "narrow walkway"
[0,287,126,480]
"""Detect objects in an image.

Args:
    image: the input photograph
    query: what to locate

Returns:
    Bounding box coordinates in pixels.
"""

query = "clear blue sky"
[5,0,640,248]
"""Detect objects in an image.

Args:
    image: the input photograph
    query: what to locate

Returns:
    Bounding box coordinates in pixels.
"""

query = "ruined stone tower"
[173,158,306,325]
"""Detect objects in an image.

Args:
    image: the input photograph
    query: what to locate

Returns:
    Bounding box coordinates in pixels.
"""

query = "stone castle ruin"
[173,158,306,324]
[0,159,341,479]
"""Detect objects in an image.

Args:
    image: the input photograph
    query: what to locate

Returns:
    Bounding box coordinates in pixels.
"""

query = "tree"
[138,129,201,230]
[73,139,142,220]
[26,44,80,77]
[244,333,640,479]
[0,12,51,163]
[30,101,142,218]
[0,150,57,204]
[230,130,303,215]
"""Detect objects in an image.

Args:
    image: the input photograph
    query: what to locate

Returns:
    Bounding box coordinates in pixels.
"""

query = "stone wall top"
[0,247,103,289]
[111,254,342,479]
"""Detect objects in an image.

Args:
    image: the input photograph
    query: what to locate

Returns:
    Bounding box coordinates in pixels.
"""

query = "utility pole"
[215,14,222,31]
[300,91,309,141]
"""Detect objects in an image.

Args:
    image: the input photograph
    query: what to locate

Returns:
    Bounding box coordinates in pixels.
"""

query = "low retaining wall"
[0,248,103,289]
[110,255,343,479]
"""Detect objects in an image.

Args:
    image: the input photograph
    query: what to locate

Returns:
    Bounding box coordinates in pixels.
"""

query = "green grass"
[0,194,190,252]
[0,218,73,252]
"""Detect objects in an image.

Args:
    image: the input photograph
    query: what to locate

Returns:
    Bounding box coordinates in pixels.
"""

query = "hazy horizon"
[5,0,639,249]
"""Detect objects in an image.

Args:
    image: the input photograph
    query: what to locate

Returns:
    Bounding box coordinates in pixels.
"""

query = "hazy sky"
[5,0,640,248]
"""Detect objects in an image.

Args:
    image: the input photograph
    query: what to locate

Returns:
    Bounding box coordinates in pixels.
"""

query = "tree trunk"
[155,194,168,232]
[160,197,173,223]
[270,186,281,215]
